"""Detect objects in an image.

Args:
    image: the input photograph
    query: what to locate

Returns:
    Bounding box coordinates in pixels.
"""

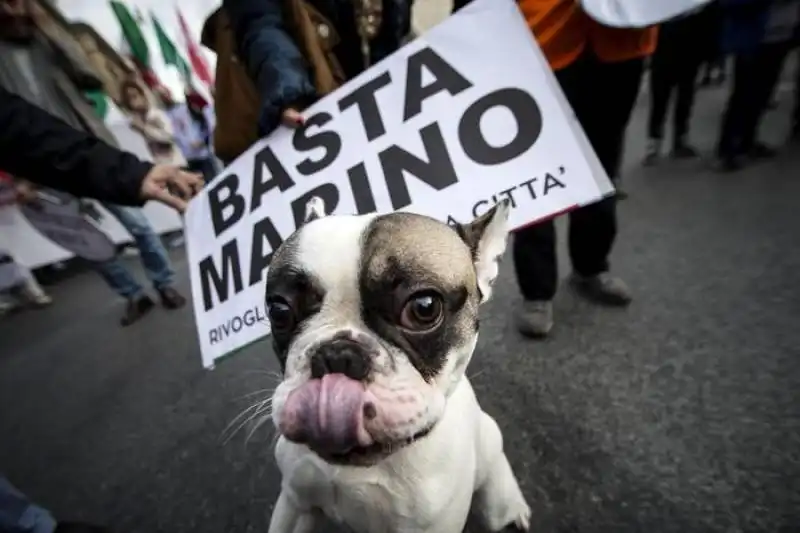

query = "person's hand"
[15,180,38,204]
[281,108,305,128]
[140,165,204,213]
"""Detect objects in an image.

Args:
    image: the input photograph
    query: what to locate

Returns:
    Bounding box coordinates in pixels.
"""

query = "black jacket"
[0,87,153,206]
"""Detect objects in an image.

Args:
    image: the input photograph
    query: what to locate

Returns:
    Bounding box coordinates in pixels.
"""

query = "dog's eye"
[267,298,295,332]
[399,291,444,331]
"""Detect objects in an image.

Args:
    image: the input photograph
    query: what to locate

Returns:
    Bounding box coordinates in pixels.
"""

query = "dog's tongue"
[280,374,373,454]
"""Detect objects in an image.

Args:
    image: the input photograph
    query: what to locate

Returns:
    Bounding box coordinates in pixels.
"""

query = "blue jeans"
[94,204,175,299]
[0,476,56,533]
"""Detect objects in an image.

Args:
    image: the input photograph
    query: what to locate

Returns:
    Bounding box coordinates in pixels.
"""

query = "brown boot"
[157,287,186,309]
[120,295,155,326]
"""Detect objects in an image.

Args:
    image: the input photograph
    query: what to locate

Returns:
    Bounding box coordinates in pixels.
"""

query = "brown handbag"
[201,3,347,163]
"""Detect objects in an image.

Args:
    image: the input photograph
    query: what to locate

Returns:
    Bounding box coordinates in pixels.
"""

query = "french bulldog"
[264,197,530,533]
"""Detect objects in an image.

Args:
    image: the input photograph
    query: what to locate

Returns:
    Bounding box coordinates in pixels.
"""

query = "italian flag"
[109,0,160,89]
[152,13,192,86]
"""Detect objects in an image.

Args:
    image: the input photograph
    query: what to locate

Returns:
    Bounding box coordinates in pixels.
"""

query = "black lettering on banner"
[249,216,284,286]
[403,47,473,122]
[380,122,458,210]
[496,186,519,207]
[472,199,490,218]
[543,172,566,195]
[520,177,538,199]
[290,184,340,230]
[338,71,392,142]
[251,145,295,211]
[200,239,243,311]
[459,87,542,165]
[445,215,461,226]
[347,163,378,215]
[232,316,243,332]
[208,174,246,237]
[293,112,342,175]
[209,328,219,345]
[244,309,257,327]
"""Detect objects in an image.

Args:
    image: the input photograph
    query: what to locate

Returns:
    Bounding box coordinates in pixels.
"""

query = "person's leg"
[672,54,703,156]
[567,56,643,306]
[717,52,758,169]
[0,475,57,533]
[103,204,186,309]
[740,42,793,156]
[93,255,155,326]
[794,50,800,138]
[512,220,557,337]
[646,44,673,164]
[512,55,593,337]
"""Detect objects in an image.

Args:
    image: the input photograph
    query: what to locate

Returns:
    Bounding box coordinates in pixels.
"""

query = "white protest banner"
[184,0,615,368]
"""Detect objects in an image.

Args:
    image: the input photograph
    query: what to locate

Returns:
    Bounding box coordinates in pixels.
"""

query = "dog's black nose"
[310,339,372,381]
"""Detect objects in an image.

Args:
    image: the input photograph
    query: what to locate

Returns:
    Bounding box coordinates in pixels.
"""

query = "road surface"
[1,55,799,533]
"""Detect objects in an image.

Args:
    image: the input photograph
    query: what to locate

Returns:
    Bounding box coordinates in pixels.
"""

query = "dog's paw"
[500,501,531,531]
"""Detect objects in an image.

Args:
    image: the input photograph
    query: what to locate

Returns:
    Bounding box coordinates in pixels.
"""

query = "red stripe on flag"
[177,9,214,87]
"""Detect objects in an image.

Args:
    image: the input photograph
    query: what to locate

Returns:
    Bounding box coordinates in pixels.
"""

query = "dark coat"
[0,87,152,206]
[719,0,800,55]
[223,0,412,136]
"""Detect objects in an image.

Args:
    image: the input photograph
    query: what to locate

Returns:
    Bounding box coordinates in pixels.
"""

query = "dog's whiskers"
[222,397,273,444]
[234,387,276,401]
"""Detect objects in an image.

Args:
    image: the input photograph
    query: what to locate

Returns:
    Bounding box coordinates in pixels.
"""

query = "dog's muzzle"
[279,335,378,455]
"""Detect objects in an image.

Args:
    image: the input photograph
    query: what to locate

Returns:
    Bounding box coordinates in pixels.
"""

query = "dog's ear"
[303,196,327,225]
[455,200,510,304]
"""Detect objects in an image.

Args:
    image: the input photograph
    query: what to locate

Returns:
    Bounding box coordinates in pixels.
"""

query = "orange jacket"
[518,0,659,71]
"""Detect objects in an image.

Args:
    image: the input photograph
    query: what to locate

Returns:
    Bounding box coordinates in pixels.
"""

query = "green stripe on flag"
[152,14,192,84]
[109,0,150,68]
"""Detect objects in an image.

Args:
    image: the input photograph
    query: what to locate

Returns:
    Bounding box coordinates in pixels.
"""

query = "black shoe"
[158,287,187,310]
[55,522,114,533]
[747,142,777,160]
[120,295,155,326]
[671,142,699,159]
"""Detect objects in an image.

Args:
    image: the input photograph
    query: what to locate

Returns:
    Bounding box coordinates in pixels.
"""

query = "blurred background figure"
[0,174,51,316]
[121,79,186,167]
[716,0,800,172]
[180,88,218,181]
[644,5,717,165]
[206,0,411,164]
[0,0,187,326]
[698,1,727,87]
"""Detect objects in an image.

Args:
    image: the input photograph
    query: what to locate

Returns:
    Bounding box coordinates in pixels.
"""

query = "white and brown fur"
[264,198,530,533]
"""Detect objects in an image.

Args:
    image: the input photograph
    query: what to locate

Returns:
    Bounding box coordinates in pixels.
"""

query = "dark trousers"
[717,41,793,158]
[647,34,702,144]
[512,53,644,301]
[794,53,800,130]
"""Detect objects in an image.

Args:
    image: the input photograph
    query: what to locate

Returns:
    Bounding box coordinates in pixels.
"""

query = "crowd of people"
[0,0,799,532]
[644,1,800,171]
[0,0,220,325]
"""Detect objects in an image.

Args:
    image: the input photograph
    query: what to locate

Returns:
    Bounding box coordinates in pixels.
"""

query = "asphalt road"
[1,69,799,533]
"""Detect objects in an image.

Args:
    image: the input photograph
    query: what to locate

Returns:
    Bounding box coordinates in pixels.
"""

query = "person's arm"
[0,87,151,205]
[223,0,317,135]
